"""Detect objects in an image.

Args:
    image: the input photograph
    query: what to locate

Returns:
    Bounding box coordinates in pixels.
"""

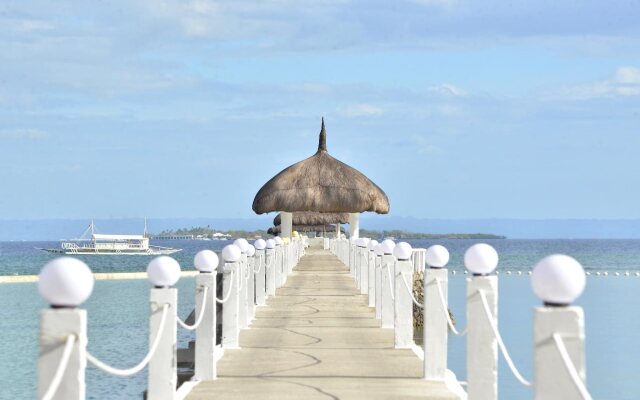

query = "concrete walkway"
[187,248,457,399]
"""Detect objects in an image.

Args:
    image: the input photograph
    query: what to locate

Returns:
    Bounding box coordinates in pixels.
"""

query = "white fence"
[36,237,307,400]
[330,237,591,400]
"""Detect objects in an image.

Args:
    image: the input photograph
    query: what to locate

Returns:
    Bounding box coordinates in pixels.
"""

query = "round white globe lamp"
[368,240,379,251]
[274,236,283,246]
[254,239,266,250]
[266,239,276,249]
[147,256,181,287]
[222,244,242,263]
[426,245,450,268]
[374,244,384,257]
[38,257,94,307]
[393,242,413,260]
[381,239,396,255]
[532,254,586,306]
[246,245,256,257]
[233,238,250,253]
[464,243,499,275]
[194,250,219,273]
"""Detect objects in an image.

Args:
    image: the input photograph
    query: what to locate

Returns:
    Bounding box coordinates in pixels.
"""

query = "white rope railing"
[478,290,532,387]
[177,286,209,331]
[86,304,169,377]
[384,263,395,300]
[42,334,76,400]
[400,273,423,308]
[552,333,593,400]
[253,257,262,274]
[216,270,235,304]
[434,278,467,336]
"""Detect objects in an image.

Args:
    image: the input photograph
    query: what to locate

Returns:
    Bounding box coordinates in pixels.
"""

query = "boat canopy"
[92,234,145,240]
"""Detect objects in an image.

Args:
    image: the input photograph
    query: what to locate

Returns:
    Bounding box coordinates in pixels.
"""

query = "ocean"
[1,239,638,399]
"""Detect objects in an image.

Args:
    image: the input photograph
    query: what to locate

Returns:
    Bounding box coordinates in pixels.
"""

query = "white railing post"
[194,271,216,381]
[424,269,449,380]
[37,259,92,400]
[254,247,266,306]
[534,307,585,400]
[148,287,178,400]
[381,253,395,328]
[368,246,376,307]
[247,253,256,322]
[265,246,276,296]
[375,253,383,319]
[192,249,221,382]
[467,275,498,400]
[412,248,426,273]
[359,240,369,294]
[238,253,249,329]
[222,248,241,349]
[532,255,588,400]
[275,243,283,288]
[38,308,87,400]
[393,243,414,349]
[422,245,451,382]
[37,259,93,400]
[350,242,356,276]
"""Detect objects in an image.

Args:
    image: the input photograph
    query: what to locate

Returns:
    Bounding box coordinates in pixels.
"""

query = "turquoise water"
[1,239,639,399]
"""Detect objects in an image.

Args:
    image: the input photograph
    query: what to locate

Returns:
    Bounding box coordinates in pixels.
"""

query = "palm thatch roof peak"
[252,119,390,215]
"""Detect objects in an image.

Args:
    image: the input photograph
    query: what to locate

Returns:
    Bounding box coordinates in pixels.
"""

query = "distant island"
[359,229,506,240]
[151,226,505,240]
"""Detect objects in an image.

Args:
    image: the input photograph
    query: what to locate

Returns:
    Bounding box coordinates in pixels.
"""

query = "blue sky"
[1,0,639,220]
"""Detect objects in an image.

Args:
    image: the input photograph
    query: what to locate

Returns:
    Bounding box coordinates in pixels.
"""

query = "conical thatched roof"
[253,119,390,214]
[273,211,349,226]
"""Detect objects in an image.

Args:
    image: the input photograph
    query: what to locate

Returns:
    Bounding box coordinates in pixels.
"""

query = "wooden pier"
[187,248,457,400]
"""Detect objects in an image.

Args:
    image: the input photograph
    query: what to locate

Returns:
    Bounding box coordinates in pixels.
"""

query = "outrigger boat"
[37,220,181,255]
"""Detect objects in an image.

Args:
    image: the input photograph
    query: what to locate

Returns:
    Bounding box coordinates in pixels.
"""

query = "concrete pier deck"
[187,248,457,399]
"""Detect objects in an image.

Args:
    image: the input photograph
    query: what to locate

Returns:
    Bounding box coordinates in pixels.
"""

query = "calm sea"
[1,239,639,399]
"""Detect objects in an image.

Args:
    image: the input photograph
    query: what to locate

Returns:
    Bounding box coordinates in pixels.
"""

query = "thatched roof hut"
[273,211,349,226]
[252,119,390,215]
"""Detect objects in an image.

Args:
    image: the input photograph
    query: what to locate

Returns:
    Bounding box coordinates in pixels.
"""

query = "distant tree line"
[359,229,506,240]
[153,226,270,238]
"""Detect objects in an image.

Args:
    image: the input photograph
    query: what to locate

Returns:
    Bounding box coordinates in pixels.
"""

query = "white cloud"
[428,84,468,97]
[615,67,640,84]
[0,129,48,139]
[555,66,640,99]
[340,104,385,117]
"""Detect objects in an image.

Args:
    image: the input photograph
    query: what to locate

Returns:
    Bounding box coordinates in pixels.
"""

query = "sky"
[1,0,640,221]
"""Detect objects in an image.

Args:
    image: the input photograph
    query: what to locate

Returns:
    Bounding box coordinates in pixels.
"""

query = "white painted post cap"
[38,257,94,307]
[464,243,499,274]
[368,239,379,251]
[222,244,242,263]
[532,254,586,305]
[393,242,413,260]
[274,236,283,246]
[426,245,450,268]
[266,239,276,249]
[147,256,181,287]
[194,250,219,273]
[254,239,267,250]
